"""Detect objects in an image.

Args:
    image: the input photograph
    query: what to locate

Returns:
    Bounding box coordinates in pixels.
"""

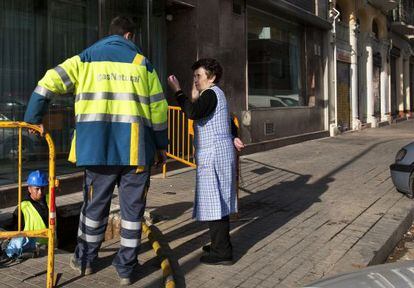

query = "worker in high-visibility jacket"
[1,170,49,261]
[24,16,168,286]
[16,170,50,245]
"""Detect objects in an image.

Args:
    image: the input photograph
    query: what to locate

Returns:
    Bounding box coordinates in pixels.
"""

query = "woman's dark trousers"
[208,215,232,259]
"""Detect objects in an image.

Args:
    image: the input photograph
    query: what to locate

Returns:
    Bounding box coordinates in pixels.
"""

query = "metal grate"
[264,122,275,136]
[251,166,274,175]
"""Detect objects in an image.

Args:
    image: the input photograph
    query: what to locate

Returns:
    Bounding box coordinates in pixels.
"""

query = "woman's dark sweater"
[175,89,238,137]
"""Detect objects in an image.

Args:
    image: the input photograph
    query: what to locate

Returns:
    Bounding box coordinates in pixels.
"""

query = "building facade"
[166,0,331,153]
[331,0,414,134]
[388,0,414,118]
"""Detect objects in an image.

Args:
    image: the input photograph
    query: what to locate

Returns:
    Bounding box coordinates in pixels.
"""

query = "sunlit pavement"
[1,120,414,287]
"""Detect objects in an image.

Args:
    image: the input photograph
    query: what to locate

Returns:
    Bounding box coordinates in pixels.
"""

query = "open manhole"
[57,214,79,252]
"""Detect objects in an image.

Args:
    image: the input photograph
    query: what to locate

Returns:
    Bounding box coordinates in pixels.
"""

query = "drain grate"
[250,166,274,175]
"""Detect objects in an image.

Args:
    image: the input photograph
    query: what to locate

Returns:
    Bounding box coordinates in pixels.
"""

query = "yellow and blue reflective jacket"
[21,200,48,245]
[24,35,168,166]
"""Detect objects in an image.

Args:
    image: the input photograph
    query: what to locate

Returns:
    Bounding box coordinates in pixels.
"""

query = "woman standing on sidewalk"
[168,58,244,265]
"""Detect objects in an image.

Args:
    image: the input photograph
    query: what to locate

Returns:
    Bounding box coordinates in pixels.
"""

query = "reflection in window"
[248,9,304,108]
[0,0,100,184]
[0,0,167,185]
[101,0,147,53]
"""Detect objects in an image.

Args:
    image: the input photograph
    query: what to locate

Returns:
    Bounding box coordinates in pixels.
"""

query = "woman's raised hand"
[191,82,199,101]
[167,75,181,93]
[233,137,245,152]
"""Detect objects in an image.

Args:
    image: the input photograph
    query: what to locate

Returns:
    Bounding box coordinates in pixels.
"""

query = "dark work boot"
[70,256,94,276]
[119,276,131,286]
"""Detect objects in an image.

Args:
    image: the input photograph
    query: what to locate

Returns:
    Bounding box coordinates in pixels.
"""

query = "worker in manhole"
[0,170,49,264]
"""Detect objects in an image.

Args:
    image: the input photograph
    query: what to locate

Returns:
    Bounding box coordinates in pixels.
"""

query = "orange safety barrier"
[163,106,196,178]
[0,122,58,287]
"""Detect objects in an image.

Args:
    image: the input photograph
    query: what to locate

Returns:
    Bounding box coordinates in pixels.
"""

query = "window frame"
[246,6,308,110]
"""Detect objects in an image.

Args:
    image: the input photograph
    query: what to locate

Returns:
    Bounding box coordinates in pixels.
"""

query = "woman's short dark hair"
[109,16,136,36]
[191,58,223,83]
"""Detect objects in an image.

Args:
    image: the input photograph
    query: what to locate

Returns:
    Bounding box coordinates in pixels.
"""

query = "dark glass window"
[0,0,165,185]
[0,0,99,184]
[100,0,148,53]
[248,8,304,109]
[372,20,379,39]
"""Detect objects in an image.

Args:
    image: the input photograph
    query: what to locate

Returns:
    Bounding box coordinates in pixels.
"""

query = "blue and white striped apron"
[193,85,237,221]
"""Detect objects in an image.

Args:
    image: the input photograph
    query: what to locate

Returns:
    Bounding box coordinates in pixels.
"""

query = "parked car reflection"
[0,98,26,120]
[249,94,300,108]
[0,113,44,161]
[390,141,414,199]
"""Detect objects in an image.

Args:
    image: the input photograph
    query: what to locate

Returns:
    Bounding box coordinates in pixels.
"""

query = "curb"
[329,196,414,276]
[369,199,414,265]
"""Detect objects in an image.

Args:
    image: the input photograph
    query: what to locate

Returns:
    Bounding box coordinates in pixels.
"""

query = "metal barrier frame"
[0,122,57,288]
[163,106,196,178]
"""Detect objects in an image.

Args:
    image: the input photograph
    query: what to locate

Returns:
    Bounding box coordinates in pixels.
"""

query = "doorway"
[337,61,351,131]
[373,52,381,120]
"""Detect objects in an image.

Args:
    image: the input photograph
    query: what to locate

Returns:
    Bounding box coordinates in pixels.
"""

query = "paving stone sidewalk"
[1,120,414,287]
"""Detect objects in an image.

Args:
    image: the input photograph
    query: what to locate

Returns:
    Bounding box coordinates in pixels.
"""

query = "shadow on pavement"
[141,139,394,287]
[141,164,328,287]
[148,201,193,221]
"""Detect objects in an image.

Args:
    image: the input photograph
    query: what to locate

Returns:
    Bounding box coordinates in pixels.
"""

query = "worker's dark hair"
[191,58,223,83]
[108,16,136,36]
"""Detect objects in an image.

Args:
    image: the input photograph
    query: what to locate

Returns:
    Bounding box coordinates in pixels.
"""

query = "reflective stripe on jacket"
[21,201,48,245]
[24,35,168,166]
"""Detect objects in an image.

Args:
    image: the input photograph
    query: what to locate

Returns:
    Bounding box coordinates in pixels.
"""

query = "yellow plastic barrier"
[163,106,196,178]
[0,122,58,288]
[233,115,240,217]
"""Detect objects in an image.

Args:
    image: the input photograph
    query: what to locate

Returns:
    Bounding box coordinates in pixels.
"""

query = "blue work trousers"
[73,166,149,277]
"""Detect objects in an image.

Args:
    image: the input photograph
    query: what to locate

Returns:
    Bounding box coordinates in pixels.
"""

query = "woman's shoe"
[202,245,210,253]
[200,255,233,266]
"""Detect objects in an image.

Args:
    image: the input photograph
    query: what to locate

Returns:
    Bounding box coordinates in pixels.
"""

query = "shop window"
[101,0,166,85]
[247,8,304,109]
[0,0,165,184]
[100,0,148,54]
[0,0,100,185]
